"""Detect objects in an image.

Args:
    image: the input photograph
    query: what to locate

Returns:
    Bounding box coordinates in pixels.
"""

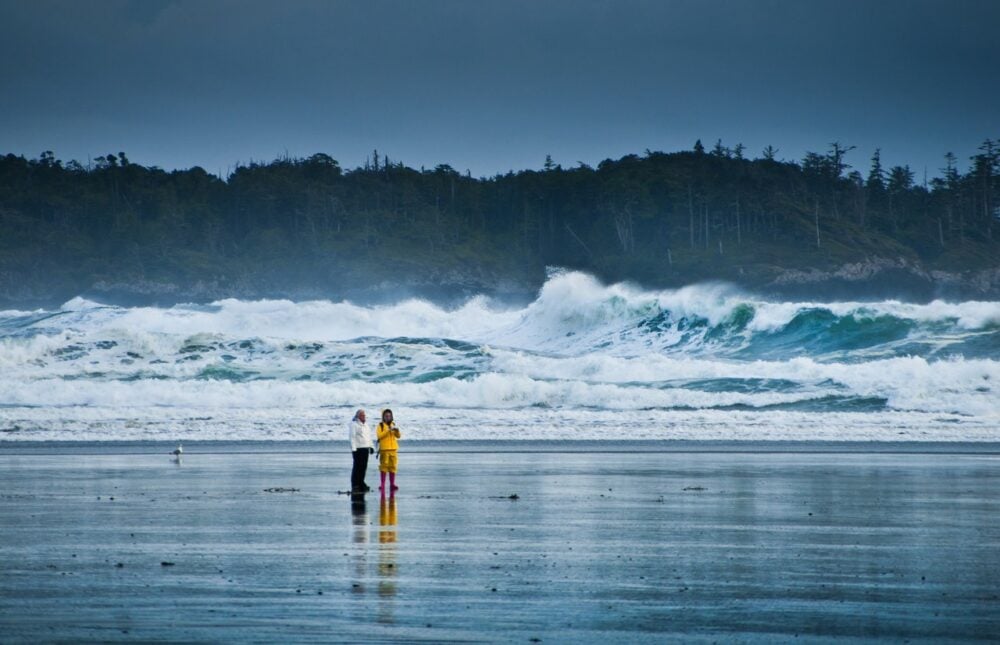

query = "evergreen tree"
[867,149,885,191]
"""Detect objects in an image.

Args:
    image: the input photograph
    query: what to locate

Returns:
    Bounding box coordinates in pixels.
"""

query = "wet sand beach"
[1,442,998,642]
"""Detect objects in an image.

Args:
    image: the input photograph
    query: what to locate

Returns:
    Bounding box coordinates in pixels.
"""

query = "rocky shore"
[761,258,1000,301]
[2,257,998,309]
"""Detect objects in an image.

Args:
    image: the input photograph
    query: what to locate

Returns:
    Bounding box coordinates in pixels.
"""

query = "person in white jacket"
[349,409,375,492]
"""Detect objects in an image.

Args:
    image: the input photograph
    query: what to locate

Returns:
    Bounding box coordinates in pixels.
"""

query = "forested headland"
[2,139,999,306]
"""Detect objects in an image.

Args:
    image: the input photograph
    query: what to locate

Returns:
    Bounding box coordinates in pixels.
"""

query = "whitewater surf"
[1,270,997,442]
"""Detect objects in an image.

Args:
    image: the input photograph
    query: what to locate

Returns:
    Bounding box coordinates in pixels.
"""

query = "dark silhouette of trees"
[0,139,997,304]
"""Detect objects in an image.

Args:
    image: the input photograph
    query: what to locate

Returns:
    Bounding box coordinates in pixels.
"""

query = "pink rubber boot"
[390,472,398,492]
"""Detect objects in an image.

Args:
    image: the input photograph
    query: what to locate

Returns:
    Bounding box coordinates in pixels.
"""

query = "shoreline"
[3,438,1000,455]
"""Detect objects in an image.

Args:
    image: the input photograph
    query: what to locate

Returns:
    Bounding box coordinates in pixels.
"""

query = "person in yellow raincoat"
[376,408,401,494]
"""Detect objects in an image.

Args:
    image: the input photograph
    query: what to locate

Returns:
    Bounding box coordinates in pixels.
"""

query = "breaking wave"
[1,270,997,440]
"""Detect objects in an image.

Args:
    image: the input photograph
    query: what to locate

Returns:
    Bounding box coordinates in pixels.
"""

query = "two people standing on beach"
[347,408,401,494]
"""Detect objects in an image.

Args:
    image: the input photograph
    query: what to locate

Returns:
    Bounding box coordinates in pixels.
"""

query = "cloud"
[1,0,997,175]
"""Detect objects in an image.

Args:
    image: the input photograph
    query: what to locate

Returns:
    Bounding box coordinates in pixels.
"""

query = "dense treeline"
[1,140,998,304]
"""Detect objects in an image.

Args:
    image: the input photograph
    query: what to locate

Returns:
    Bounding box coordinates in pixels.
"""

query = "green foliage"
[0,141,997,304]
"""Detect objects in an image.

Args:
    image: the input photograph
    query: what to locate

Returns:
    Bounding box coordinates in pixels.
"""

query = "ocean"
[1,270,998,442]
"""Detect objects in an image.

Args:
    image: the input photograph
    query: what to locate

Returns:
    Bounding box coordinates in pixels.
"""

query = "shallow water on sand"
[1,444,998,642]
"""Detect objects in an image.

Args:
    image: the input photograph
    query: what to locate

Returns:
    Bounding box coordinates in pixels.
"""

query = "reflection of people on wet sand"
[376,409,401,494]
[379,496,397,544]
[348,409,374,493]
[377,495,398,623]
[350,496,368,596]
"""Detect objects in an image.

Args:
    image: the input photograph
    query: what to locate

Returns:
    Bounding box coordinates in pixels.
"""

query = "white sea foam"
[0,374,821,411]
[488,351,1000,416]
[0,405,993,443]
[1,271,998,442]
[35,271,1000,354]
[0,352,994,417]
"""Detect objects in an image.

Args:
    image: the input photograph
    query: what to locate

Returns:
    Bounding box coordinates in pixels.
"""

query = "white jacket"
[348,419,374,452]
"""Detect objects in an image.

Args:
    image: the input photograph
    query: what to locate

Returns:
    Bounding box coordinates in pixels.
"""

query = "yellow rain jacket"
[377,419,401,451]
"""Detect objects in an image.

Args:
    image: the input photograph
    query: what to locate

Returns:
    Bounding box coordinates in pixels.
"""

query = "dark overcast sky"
[2,0,998,178]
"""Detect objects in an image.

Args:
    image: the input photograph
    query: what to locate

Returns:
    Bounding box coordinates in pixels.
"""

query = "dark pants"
[351,449,370,491]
